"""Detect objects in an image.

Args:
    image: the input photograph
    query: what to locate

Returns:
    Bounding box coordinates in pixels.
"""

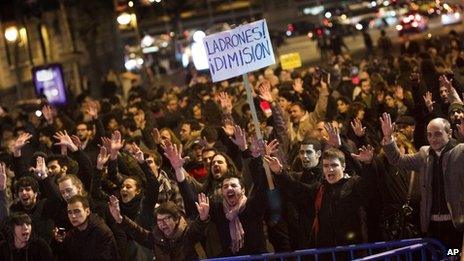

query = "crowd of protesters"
[0,28,462,261]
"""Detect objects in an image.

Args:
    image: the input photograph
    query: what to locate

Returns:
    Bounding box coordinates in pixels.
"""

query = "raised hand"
[293,78,304,93]
[218,92,233,114]
[195,193,210,221]
[85,101,99,120]
[350,118,366,137]
[422,91,435,112]
[42,105,54,124]
[198,136,209,149]
[108,195,123,223]
[351,145,374,164]
[230,125,247,151]
[96,146,110,170]
[128,143,144,163]
[0,162,7,191]
[258,81,273,102]
[324,122,341,148]
[379,112,395,142]
[222,120,235,136]
[264,139,279,156]
[264,155,283,174]
[100,137,112,153]
[439,75,453,92]
[12,133,33,157]
[162,140,186,171]
[320,73,330,93]
[249,137,264,158]
[54,131,78,152]
[31,156,48,179]
[110,130,124,160]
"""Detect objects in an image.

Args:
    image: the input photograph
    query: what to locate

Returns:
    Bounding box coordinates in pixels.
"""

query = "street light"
[117,12,132,26]
[4,26,19,43]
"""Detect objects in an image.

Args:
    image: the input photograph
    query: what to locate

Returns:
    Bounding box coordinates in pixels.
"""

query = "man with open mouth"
[0,168,53,261]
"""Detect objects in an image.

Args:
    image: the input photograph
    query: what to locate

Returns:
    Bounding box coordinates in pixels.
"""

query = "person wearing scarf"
[222,182,247,253]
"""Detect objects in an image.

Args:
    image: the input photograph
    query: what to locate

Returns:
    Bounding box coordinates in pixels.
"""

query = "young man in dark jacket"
[9,175,57,243]
[52,195,120,261]
[274,147,376,248]
[0,167,53,261]
[0,213,54,261]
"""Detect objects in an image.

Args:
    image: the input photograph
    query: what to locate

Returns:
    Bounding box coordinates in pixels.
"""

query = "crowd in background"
[0,29,463,260]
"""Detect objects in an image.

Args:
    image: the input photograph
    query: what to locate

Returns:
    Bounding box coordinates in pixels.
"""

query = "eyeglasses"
[157,216,173,224]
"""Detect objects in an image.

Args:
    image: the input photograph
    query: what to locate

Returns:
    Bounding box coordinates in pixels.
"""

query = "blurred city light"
[117,12,132,25]
[4,26,19,42]
[141,35,154,47]
[191,30,208,70]
[192,30,206,43]
[124,57,144,71]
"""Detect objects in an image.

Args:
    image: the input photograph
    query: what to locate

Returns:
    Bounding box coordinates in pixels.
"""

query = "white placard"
[203,19,275,82]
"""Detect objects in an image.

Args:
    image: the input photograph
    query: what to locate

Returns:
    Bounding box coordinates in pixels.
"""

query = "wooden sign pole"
[242,73,275,190]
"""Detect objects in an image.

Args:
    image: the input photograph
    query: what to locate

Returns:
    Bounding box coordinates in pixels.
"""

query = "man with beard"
[164,139,268,257]
[0,167,53,260]
[9,157,59,243]
[52,195,120,261]
[448,103,464,141]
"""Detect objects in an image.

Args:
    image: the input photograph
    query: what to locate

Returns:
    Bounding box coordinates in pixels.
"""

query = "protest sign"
[280,52,302,70]
[203,19,275,82]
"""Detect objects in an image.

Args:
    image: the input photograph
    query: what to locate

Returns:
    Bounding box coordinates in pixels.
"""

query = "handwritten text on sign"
[203,19,275,82]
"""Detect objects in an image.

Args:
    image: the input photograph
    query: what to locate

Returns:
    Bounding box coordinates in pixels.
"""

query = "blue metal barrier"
[203,238,448,261]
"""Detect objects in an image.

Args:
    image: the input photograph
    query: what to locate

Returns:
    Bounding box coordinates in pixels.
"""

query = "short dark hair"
[201,126,218,143]
[322,148,346,166]
[123,175,143,191]
[76,122,92,130]
[46,154,68,167]
[290,102,306,112]
[336,96,350,105]
[180,119,201,132]
[9,213,32,227]
[301,137,323,152]
[15,176,39,195]
[155,201,183,221]
[221,172,245,189]
[67,195,90,209]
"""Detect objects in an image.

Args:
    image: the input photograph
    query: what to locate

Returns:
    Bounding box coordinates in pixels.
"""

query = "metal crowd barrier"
[203,238,448,261]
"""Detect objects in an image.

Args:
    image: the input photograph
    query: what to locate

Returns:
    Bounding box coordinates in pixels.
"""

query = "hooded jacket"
[0,235,53,261]
[54,213,120,261]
